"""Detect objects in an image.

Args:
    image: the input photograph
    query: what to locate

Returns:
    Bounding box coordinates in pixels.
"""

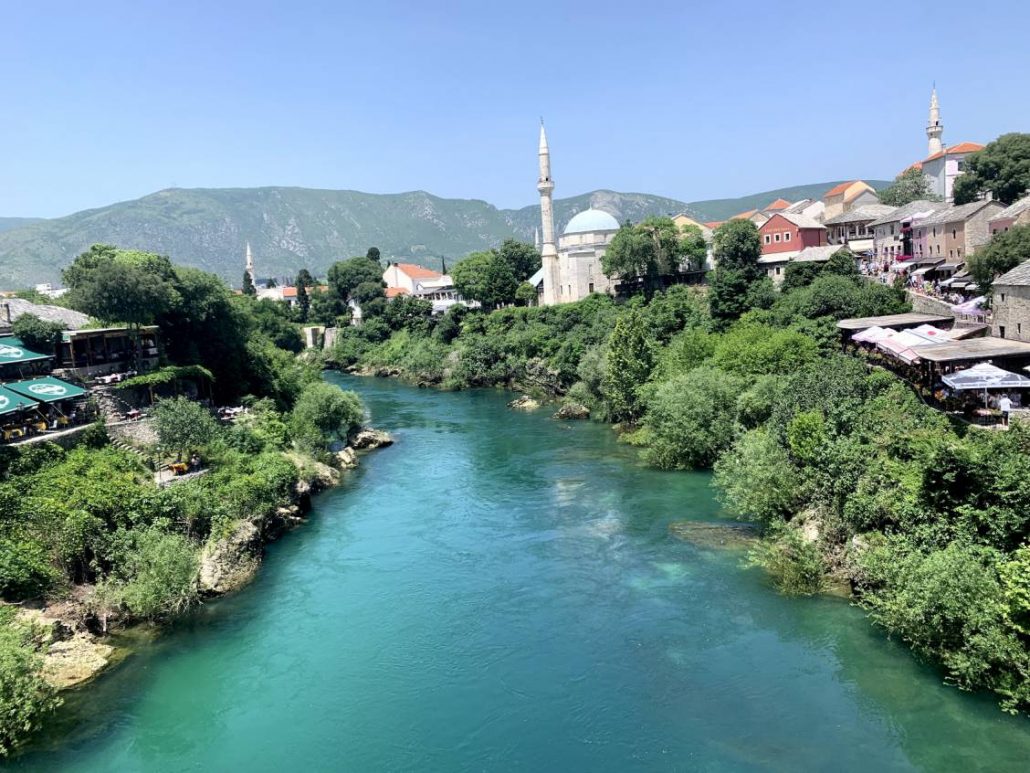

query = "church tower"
[927,86,944,156]
[537,122,560,306]
[245,241,255,285]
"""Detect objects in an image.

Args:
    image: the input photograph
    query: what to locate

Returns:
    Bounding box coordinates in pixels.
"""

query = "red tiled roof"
[282,287,298,298]
[731,209,758,220]
[765,198,791,211]
[824,181,856,198]
[393,262,442,280]
[386,287,410,298]
[923,141,984,163]
[704,221,724,230]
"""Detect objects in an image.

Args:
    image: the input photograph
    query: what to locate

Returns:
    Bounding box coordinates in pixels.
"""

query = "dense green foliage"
[10,315,64,357]
[153,396,219,460]
[952,133,1030,206]
[879,167,940,207]
[0,611,61,756]
[602,217,706,296]
[967,225,1030,300]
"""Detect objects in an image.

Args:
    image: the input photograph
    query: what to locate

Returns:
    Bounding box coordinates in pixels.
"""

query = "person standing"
[999,394,1013,427]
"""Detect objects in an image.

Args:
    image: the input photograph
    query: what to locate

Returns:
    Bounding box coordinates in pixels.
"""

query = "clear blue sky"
[3,0,1029,218]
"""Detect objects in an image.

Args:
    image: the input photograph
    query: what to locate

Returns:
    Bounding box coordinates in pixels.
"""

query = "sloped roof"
[920,200,1001,227]
[994,260,1030,287]
[794,245,850,263]
[764,198,791,211]
[392,263,442,280]
[0,298,89,329]
[385,287,411,298]
[992,194,1030,222]
[924,141,984,163]
[824,182,853,197]
[731,209,758,220]
[765,211,825,230]
[704,221,724,230]
[868,200,948,228]
[823,204,895,226]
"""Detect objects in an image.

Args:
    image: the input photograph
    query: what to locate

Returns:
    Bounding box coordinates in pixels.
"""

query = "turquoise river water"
[7,374,1030,771]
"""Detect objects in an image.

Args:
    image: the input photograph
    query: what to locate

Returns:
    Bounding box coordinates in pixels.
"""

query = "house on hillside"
[383,262,444,294]
[870,200,947,262]
[760,244,850,285]
[822,181,880,221]
[992,261,1030,342]
[757,212,828,282]
[784,198,825,222]
[824,204,894,254]
[918,142,984,203]
[918,200,1004,263]
[989,195,1030,236]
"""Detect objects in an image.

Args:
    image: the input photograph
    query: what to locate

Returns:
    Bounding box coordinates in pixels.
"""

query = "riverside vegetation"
[0,247,369,755]
[326,218,1030,716]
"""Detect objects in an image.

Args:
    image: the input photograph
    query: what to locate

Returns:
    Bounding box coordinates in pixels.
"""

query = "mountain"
[0,181,887,287]
[0,217,44,234]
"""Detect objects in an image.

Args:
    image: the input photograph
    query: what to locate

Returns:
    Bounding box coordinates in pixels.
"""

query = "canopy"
[0,385,39,417]
[0,337,50,366]
[943,363,1030,391]
[876,334,926,365]
[5,376,87,403]
[909,324,953,343]
[951,296,986,315]
[852,325,892,343]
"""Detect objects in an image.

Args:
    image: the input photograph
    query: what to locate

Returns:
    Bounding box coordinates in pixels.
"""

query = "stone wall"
[992,284,1030,342]
[908,292,954,317]
[108,417,158,448]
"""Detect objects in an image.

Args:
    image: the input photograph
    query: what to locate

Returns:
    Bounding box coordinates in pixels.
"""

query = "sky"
[3,0,1029,218]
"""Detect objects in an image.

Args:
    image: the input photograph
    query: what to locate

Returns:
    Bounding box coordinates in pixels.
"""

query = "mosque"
[531,124,621,305]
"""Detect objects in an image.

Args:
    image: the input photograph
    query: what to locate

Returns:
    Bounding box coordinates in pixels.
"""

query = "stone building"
[870,200,947,262]
[822,181,880,221]
[905,88,983,204]
[824,204,894,253]
[918,200,1004,262]
[535,124,620,304]
[989,195,1030,236]
[992,261,1030,342]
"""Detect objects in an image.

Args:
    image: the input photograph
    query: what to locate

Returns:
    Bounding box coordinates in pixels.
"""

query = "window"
[1001,293,1006,302]
[784,232,791,242]
[588,282,594,293]
[764,234,771,244]
[1020,323,1023,336]
[775,267,781,275]
[952,229,957,239]
[1000,325,1007,338]
[774,233,781,242]
[949,249,953,258]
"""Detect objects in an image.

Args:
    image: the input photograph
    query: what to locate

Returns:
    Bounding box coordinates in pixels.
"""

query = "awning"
[5,376,88,403]
[0,386,39,417]
[912,266,935,276]
[937,262,962,271]
[0,337,51,365]
[844,238,874,253]
[944,364,1030,390]
[852,325,892,344]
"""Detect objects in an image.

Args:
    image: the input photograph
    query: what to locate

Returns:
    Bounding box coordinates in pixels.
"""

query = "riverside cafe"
[0,377,88,442]
[0,335,53,381]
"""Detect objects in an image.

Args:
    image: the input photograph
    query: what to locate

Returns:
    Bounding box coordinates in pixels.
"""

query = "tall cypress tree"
[242,271,256,296]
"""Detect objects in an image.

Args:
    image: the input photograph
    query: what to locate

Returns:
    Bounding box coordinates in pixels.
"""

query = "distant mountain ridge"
[0,180,888,287]
[0,217,44,234]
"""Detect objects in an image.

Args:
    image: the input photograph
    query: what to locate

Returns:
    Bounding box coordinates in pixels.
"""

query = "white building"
[535,124,620,304]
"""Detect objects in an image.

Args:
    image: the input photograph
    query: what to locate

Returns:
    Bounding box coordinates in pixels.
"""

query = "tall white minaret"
[538,121,560,306]
[245,241,255,284]
[927,86,944,156]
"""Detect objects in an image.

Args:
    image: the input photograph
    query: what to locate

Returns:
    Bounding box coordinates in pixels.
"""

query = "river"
[8,375,1030,771]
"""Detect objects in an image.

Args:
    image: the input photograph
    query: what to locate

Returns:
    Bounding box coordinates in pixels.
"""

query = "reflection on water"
[8,376,1029,772]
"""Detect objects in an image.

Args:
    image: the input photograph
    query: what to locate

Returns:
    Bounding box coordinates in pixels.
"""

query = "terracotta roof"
[764,198,791,211]
[386,287,410,298]
[282,287,297,298]
[704,221,724,230]
[824,181,855,198]
[393,263,442,280]
[923,141,984,163]
[731,209,758,220]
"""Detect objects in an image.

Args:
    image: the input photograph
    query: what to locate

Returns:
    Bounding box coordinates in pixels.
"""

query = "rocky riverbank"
[18,427,393,693]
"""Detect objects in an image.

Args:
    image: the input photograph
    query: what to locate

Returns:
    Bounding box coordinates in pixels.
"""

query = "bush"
[0,616,61,756]
[710,322,818,376]
[289,382,363,453]
[100,528,200,621]
[642,367,743,469]
[750,529,825,596]
[714,429,800,526]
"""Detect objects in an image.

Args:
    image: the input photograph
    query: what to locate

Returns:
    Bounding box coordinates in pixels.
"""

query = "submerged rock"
[508,395,541,411]
[350,428,394,450]
[553,403,590,420]
[198,520,262,595]
[335,447,358,469]
[669,521,760,550]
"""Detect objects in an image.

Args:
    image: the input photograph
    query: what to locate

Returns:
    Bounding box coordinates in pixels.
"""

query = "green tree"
[0,618,61,756]
[714,428,800,525]
[242,270,256,296]
[953,133,1030,205]
[295,268,314,322]
[10,314,64,356]
[514,282,538,306]
[99,528,199,621]
[451,251,518,310]
[602,217,698,297]
[879,167,940,206]
[968,225,1030,299]
[712,219,763,279]
[602,309,654,423]
[289,382,364,453]
[327,257,384,303]
[153,396,219,461]
[366,247,381,262]
[494,239,541,281]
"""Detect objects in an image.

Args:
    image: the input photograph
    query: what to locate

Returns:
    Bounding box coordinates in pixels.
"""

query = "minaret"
[927,86,943,156]
[538,121,560,306]
[245,241,255,285]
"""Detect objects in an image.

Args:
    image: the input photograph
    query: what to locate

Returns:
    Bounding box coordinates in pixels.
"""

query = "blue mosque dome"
[562,208,620,235]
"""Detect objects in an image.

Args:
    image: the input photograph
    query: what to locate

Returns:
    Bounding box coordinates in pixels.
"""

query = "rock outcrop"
[16,608,115,690]
[350,429,394,450]
[198,520,262,596]
[508,395,541,411]
[553,403,590,420]
[669,521,760,550]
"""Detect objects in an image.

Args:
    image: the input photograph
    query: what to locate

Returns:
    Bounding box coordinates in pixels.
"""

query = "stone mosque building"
[532,124,621,305]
